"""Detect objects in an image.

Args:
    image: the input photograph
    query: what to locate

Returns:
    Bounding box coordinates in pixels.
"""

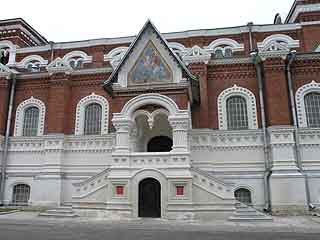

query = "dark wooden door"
[138,178,161,218]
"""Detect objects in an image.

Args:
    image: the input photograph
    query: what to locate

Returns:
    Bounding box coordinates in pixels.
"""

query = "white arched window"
[296,81,320,128]
[15,55,48,72]
[23,106,40,136]
[0,40,16,66]
[14,97,46,136]
[226,96,248,130]
[257,34,300,53]
[84,103,102,135]
[75,93,109,135]
[218,85,258,130]
[205,38,244,59]
[235,188,252,205]
[62,51,92,70]
[104,47,129,68]
[12,184,30,205]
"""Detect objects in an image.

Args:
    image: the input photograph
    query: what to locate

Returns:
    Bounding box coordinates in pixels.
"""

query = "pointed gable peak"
[103,19,196,92]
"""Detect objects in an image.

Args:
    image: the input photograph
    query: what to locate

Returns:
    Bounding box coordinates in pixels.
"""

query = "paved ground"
[0,212,320,240]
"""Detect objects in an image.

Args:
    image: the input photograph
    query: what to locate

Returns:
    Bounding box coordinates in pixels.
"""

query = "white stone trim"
[63,51,92,64]
[182,45,211,65]
[46,57,73,74]
[15,55,48,68]
[0,40,16,66]
[14,96,46,136]
[132,108,170,129]
[217,85,258,130]
[257,34,300,53]
[104,47,129,68]
[205,38,244,52]
[119,93,183,118]
[296,81,320,128]
[75,93,109,135]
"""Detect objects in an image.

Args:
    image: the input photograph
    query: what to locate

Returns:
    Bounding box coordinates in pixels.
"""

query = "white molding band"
[75,93,109,135]
[217,85,258,130]
[14,96,46,136]
[296,80,320,128]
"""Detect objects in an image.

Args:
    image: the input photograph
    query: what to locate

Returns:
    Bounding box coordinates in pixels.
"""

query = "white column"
[113,118,133,153]
[268,126,308,214]
[169,116,189,153]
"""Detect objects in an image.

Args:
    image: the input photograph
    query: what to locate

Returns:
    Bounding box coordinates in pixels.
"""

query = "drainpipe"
[286,51,312,210]
[49,41,54,62]
[0,73,16,205]
[247,22,254,52]
[251,51,272,212]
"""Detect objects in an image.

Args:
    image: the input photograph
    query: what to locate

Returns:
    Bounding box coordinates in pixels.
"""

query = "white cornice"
[0,24,46,46]
[15,24,304,54]
[287,3,320,23]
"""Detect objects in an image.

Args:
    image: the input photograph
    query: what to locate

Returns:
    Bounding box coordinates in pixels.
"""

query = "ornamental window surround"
[218,85,258,130]
[14,97,46,137]
[15,55,48,72]
[62,51,93,70]
[75,93,109,135]
[296,81,320,128]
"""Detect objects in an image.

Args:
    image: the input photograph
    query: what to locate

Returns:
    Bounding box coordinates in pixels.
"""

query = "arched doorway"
[147,136,173,152]
[138,178,161,218]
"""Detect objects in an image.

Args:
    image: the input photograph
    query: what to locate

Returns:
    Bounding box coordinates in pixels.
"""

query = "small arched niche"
[132,106,172,152]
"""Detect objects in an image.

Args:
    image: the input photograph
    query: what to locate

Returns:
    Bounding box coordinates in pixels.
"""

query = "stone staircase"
[39,206,79,218]
[72,167,111,202]
[191,167,234,200]
[228,202,273,222]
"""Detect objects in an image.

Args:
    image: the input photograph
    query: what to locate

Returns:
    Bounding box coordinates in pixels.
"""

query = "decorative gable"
[129,41,172,84]
[103,20,199,104]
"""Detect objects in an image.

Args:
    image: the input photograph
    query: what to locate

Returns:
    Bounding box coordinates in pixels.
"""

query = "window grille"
[305,92,320,128]
[23,107,39,136]
[84,103,102,135]
[214,49,224,58]
[235,188,252,205]
[226,96,248,130]
[12,184,30,205]
[224,48,233,58]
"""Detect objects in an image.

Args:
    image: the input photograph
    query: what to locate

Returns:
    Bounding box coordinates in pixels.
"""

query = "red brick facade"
[1,1,320,136]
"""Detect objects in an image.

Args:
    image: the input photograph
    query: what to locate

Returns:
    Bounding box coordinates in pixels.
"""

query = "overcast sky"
[3,0,294,42]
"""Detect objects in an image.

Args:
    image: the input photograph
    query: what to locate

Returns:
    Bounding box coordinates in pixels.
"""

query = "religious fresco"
[129,42,172,84]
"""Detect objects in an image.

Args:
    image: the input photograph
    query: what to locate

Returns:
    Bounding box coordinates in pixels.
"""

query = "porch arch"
[112,93,190,153]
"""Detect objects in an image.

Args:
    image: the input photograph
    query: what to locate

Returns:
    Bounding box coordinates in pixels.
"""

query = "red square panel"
[116,186,124,195]
[176,186,184,196]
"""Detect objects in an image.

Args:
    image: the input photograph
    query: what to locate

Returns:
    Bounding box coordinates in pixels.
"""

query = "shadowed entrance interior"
[147,136,173,152]
[138,178,161,218]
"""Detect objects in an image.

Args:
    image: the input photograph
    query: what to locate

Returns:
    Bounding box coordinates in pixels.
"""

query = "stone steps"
[39,206,78,218]
[228,203,273,222]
